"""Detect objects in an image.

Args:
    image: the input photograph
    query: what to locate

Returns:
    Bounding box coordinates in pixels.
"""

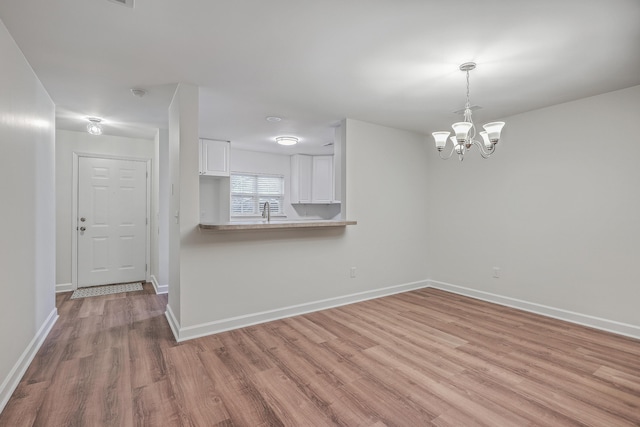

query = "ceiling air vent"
[107,0,134,8]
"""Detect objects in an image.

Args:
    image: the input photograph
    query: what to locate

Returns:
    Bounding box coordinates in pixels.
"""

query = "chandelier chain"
[466,69,471,109]
[464,69,475,139]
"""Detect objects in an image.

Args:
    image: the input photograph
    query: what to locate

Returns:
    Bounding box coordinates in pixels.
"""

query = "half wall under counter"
[199,219,357,231]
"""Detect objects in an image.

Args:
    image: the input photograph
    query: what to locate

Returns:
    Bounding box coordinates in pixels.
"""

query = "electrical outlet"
[493,267,501,278]
[350,267,357,278]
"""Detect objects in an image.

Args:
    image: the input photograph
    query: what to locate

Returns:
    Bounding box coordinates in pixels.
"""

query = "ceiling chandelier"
[432,62,505,161]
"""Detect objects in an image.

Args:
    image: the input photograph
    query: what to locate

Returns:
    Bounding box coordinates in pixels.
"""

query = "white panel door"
[77,157,147,288]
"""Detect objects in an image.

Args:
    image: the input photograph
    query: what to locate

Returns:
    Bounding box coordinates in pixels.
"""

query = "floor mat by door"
[70,282,143,299]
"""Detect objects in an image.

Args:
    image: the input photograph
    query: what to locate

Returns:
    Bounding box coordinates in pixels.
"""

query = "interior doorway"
[72,154,150,289]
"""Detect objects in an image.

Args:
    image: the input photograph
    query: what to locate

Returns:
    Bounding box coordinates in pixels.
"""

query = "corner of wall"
[428,280,640,340]
[150,275,168,294]
[164,304,181,342]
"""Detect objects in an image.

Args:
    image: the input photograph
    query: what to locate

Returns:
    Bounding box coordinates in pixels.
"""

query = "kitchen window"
[231,173,285,217]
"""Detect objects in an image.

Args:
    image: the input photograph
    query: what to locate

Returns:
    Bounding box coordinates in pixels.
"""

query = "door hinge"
[146,218,148,225]
[145,264,148,272]
[146,171,148,178]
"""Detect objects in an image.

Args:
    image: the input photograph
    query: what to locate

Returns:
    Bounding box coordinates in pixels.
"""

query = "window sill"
[231,215,287,220]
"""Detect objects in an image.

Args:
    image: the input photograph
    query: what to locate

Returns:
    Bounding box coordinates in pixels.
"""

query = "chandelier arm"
[467,122,476,142]
[438,145,456,160]
[470,139,496,159]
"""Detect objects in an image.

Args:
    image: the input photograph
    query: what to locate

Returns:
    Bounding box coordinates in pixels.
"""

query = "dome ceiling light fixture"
[432,62,505,161]
[86,117,103,136]
[266,116,282,122]
[130,88,147,98]
[275,136,298,146]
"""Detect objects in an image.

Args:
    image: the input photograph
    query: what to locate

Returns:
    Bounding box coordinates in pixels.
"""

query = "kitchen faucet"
[262,201,270,222]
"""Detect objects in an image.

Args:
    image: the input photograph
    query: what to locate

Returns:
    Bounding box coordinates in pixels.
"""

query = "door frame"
[71,152,151,290]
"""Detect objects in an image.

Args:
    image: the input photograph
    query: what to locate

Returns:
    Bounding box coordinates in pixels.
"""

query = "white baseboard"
[428,280,640,340]
[0,307,58,413]
[165,304,180,341]
[163,278,640,342]
[150,275,168,294]
[169,280,429,342]
[55,283,73,293]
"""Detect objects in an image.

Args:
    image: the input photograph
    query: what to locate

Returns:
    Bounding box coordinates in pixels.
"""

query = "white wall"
[55,129,156,288]
[167,83,200,328]
[151,131,160,290]
[427,85,640,329]
[0,18,56,411]
[171,118,429,338]
[155,129,170,293]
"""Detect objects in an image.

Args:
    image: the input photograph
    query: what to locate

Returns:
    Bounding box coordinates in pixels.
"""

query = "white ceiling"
[1,0,639,154]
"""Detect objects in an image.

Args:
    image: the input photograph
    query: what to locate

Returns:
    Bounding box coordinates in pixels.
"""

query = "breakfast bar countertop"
[199,219,357,231]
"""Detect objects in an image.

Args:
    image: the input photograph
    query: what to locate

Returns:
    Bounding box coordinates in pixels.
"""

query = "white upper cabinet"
[311,155,334,203]
[291,154,312,203]
[199,139,230,176]
[291,154,335,204]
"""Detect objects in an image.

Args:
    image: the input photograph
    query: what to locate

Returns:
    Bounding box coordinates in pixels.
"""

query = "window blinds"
[231,173,284,216]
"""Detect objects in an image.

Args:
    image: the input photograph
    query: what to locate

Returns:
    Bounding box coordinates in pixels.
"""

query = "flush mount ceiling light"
[432,62,505,161]
[86,117,103,136]
[266,116,282,122]
[276,136,298,146]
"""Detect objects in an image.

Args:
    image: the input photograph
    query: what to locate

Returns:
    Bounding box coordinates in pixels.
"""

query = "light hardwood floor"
[1,285,639,426]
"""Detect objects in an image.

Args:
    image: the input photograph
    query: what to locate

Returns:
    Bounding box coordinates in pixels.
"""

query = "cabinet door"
[200,139,230,177]
[312,155,334,203]
[291,154,312,203]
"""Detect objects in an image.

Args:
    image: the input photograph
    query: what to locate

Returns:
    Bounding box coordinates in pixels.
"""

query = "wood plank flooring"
[1,284,639,426]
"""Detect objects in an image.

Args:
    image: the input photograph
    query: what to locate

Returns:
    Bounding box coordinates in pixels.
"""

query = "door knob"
[80,217,86,222]
[80,226,86,232]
